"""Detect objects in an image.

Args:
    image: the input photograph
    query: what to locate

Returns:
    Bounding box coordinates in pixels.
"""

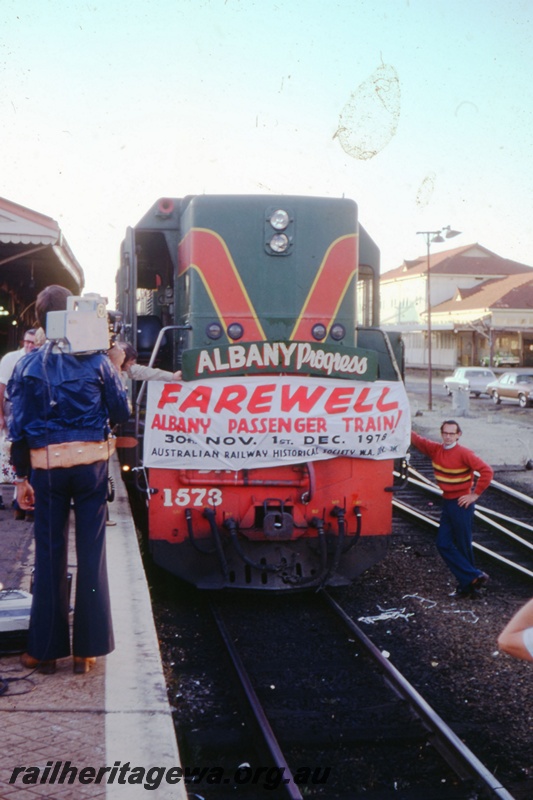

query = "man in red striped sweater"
[411,419,494,598]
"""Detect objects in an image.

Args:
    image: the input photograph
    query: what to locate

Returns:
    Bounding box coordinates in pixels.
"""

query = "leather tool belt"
[30,438,116,469]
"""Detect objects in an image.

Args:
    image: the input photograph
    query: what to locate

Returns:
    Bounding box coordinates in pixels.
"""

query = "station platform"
[0,457,187,800]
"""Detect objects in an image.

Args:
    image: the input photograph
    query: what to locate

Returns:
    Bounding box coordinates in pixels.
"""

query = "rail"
[209,602,304,800]
[322,590,517,800]
[392,498,533,581]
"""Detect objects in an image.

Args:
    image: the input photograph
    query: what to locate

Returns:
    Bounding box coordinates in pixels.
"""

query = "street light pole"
[416,226,461,411]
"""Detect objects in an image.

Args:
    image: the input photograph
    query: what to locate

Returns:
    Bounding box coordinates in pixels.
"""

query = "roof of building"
[433,272,533,314]
[382,244,533,282]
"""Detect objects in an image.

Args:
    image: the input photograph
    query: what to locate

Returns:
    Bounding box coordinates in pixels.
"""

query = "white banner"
[143,375,411,471]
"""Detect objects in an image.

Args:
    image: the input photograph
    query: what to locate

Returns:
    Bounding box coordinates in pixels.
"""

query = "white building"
[380,244,533,369]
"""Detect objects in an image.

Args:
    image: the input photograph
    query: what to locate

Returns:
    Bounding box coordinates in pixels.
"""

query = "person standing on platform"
[411,420,493,598]
[0,329,36,513]
[0,329,37,432]
[8,285,130,674]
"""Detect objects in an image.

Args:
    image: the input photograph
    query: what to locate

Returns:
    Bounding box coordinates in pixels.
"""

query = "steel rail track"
[321,590,517,800]
[473,506,533,534]
[490,477,533,507]
[393,498,533,580]
[211,589,518,799]
[209,601,304,800]
[393,467,533,580]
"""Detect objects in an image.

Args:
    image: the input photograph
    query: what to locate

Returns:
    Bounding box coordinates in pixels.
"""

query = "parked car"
[485,371,533,407]
[443,367,496,397]
[480,352,520,367]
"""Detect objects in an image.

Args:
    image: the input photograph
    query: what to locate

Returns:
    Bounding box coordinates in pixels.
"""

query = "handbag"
[0,433,17,484]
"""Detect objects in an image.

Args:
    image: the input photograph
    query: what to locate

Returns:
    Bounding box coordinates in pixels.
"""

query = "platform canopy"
[0,197,85,346]
[0,196,84,297]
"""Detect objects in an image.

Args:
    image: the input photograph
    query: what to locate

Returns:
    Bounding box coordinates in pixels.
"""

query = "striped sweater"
[411,432,494,500]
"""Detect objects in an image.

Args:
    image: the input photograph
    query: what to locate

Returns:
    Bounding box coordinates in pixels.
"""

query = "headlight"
[269,209,290,231]
[264,206,293,256]
[269,233,290,253]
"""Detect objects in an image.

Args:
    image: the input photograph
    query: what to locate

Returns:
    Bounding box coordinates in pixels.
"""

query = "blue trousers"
[28,460,114,660]
[437,498,482,591]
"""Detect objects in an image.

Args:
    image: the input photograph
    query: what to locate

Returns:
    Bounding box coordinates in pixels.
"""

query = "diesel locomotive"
[115,194,410,589]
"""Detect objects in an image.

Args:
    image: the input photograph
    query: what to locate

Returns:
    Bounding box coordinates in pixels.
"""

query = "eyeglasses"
[23,339,35,345]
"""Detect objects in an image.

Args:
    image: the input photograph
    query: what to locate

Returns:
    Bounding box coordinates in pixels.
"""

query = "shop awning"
[0,196,84,293]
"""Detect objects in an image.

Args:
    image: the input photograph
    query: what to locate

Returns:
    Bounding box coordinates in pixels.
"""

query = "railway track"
[393,453,533,583]
[145,453,533,799]
[173,590,518,799]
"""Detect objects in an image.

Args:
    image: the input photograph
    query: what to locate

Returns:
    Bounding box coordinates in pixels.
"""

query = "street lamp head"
[443,226,461,239]
[431,233,445,243]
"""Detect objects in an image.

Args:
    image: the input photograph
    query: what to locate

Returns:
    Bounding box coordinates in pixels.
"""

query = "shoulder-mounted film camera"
[46,293,122,354]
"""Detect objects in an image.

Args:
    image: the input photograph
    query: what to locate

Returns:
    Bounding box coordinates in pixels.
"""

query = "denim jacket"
[8,342,130,477]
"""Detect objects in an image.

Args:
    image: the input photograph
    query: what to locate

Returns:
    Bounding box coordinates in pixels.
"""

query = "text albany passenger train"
[115,194,410,589]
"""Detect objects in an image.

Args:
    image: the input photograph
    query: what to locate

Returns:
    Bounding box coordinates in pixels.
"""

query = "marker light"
[206,322,223,340]
[269,209,290,231]
[269,233,290,253]
[157,198,174,217]
[311,323,327,341]
[227,322,244,340]
[330,324,346,341]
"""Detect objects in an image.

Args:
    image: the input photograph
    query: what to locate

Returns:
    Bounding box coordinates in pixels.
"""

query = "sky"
[1,0,533,305]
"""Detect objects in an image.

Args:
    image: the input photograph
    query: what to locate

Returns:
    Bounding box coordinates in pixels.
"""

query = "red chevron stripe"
[179,228,266,341]
[290,235,357,341]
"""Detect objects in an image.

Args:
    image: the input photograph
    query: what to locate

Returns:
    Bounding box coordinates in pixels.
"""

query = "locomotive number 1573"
[115,193,410,589]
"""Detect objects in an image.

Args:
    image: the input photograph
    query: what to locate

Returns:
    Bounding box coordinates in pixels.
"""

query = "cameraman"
[8,285,130,675]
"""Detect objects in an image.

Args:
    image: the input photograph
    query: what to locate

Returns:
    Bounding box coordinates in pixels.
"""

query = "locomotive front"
[117,194,410,589]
